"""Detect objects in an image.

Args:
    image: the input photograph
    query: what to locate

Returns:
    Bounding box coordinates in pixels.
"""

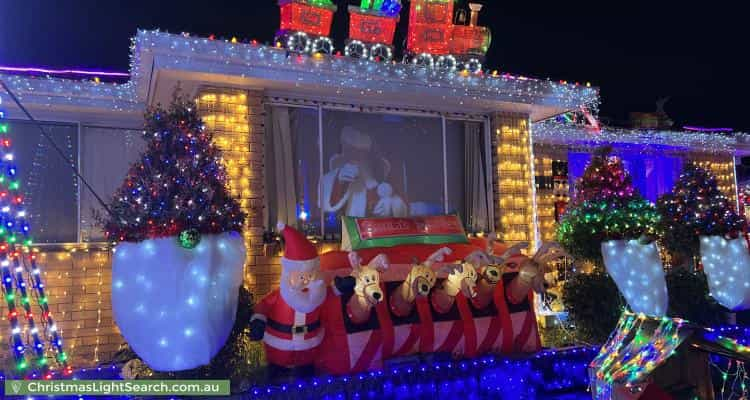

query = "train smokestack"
[468,3,483,27]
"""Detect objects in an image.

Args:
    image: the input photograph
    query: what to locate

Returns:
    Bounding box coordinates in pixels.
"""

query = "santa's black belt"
[267,319,321,334]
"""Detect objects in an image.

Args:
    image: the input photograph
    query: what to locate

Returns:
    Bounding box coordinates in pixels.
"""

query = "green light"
[0,124,8,134]
[23,238,33,246]
[7,293,14,301]
[38,358,47,366]
[40,296,48,304]
[8,235,16,243]
[0,175,4,183]
[17,361,28,370]
[58,352,68,362]
[22,296,29,304]
[9,180,19,190]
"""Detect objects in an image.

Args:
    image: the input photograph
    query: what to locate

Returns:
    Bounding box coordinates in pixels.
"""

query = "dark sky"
[1,0,748,130]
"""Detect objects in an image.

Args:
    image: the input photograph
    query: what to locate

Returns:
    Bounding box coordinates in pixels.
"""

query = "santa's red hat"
[277,222,320,272]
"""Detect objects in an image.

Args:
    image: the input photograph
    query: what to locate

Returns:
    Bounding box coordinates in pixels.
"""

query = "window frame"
[264,98,494,236]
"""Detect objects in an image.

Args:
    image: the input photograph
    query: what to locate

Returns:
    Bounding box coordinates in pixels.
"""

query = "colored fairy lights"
[0,94,70,374]
[590,312,687,399]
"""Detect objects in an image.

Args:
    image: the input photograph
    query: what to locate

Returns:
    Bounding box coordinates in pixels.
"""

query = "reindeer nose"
[373,292,382,300]
[490,270,498,276]
[421,284,429,293]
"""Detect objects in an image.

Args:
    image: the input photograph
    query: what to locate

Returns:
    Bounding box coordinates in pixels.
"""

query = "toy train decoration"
[275,0,492,73]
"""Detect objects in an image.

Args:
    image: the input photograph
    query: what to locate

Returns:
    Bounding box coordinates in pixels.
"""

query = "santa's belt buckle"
[293,325,308,334]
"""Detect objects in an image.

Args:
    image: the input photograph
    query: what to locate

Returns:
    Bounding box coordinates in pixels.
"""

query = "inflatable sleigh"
[311,217,565,375]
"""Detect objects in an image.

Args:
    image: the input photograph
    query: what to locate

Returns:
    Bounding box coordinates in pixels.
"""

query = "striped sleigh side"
[315,266,541,375]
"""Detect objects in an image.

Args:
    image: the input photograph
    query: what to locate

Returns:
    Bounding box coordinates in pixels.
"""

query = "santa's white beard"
[280,277,326,314]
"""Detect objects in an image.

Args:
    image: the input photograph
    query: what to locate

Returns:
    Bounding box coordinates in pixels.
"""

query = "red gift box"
[279,0,336,37]
[348,7,399,45]
[450,25,491,56]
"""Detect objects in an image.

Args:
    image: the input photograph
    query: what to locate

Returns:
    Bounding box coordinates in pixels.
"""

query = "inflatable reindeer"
[347,252,389,324]
[469,235,528,310]
[315,241,568,375]
[390,247,448,317]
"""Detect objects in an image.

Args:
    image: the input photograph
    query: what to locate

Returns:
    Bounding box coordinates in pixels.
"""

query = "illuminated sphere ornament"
[178,228,201,249]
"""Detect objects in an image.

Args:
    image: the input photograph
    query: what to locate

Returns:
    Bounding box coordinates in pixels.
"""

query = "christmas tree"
[556,147,660,263]
[656,163,746,259]
[102,92,245,244]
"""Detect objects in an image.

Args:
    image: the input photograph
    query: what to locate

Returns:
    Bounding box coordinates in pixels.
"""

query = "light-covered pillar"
[492,113,539,250]
[196,88,267,294]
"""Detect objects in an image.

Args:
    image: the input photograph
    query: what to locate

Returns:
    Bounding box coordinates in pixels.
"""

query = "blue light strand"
[247,347,599,399]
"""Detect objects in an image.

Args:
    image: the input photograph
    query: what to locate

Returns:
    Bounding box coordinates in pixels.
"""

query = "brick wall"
[196,88,282,299]
[0,249,121,370]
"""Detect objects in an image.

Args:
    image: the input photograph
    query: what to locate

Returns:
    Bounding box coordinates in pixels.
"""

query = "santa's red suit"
[251,223,329,368]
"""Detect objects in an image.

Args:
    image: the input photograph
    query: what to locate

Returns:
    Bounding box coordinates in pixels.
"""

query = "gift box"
[279,0,336,37]
[348,7,399,45]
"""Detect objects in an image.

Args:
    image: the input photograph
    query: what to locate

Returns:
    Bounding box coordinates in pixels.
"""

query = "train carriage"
[277,0,337,54]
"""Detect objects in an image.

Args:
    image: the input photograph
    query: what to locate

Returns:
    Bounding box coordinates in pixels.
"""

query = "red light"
[349,10,398,45]
[279,3,335,37]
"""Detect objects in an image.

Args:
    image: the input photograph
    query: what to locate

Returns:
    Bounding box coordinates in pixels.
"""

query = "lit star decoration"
[656,163,746,259]
[102,92,246,242]
[0,95,70,374]
[556,147,660,263]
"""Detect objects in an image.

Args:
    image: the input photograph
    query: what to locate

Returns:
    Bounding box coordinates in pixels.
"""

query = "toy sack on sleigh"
[249,216,567,375]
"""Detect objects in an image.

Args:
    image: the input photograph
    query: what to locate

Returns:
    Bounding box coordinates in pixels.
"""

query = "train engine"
[406,0,491,73]
[277,0,337,55]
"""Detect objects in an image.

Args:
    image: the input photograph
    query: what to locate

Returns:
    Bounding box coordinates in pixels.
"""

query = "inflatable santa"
[249,222,354,371]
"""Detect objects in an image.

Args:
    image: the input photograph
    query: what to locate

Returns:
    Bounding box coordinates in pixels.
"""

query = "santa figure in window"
[249,222,354,373]
[319,126,407,218]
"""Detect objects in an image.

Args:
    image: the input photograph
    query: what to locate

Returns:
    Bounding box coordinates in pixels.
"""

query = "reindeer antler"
[486,232,498,256]
[425,247,452,267]
[494,242,528,264]
[532,242,568,265]
[464,250,490,267]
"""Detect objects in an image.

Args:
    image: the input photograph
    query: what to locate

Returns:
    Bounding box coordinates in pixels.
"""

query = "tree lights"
[556,147,660,263]
[656,163,746,260]
[0,94,69,375]
[106,93,247,371]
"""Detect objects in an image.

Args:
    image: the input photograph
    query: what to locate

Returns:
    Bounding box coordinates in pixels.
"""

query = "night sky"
[1,0,748,130]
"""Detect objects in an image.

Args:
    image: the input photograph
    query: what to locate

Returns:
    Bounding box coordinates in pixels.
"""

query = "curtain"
[464,122,489,232]
[81,126,145,241]
[264,106,298,229]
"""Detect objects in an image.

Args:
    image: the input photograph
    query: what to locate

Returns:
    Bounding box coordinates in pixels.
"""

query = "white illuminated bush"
[112,232,246,371]
[601,240,668,316]
[700,236,750,311]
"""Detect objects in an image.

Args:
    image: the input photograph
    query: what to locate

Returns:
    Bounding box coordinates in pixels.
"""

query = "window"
[264,104,491,238]
[79,126,146,242]
[6,120,79,243]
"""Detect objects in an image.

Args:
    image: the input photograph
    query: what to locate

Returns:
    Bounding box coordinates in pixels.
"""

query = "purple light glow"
[0,65,129,78]
[683,126,733,132]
